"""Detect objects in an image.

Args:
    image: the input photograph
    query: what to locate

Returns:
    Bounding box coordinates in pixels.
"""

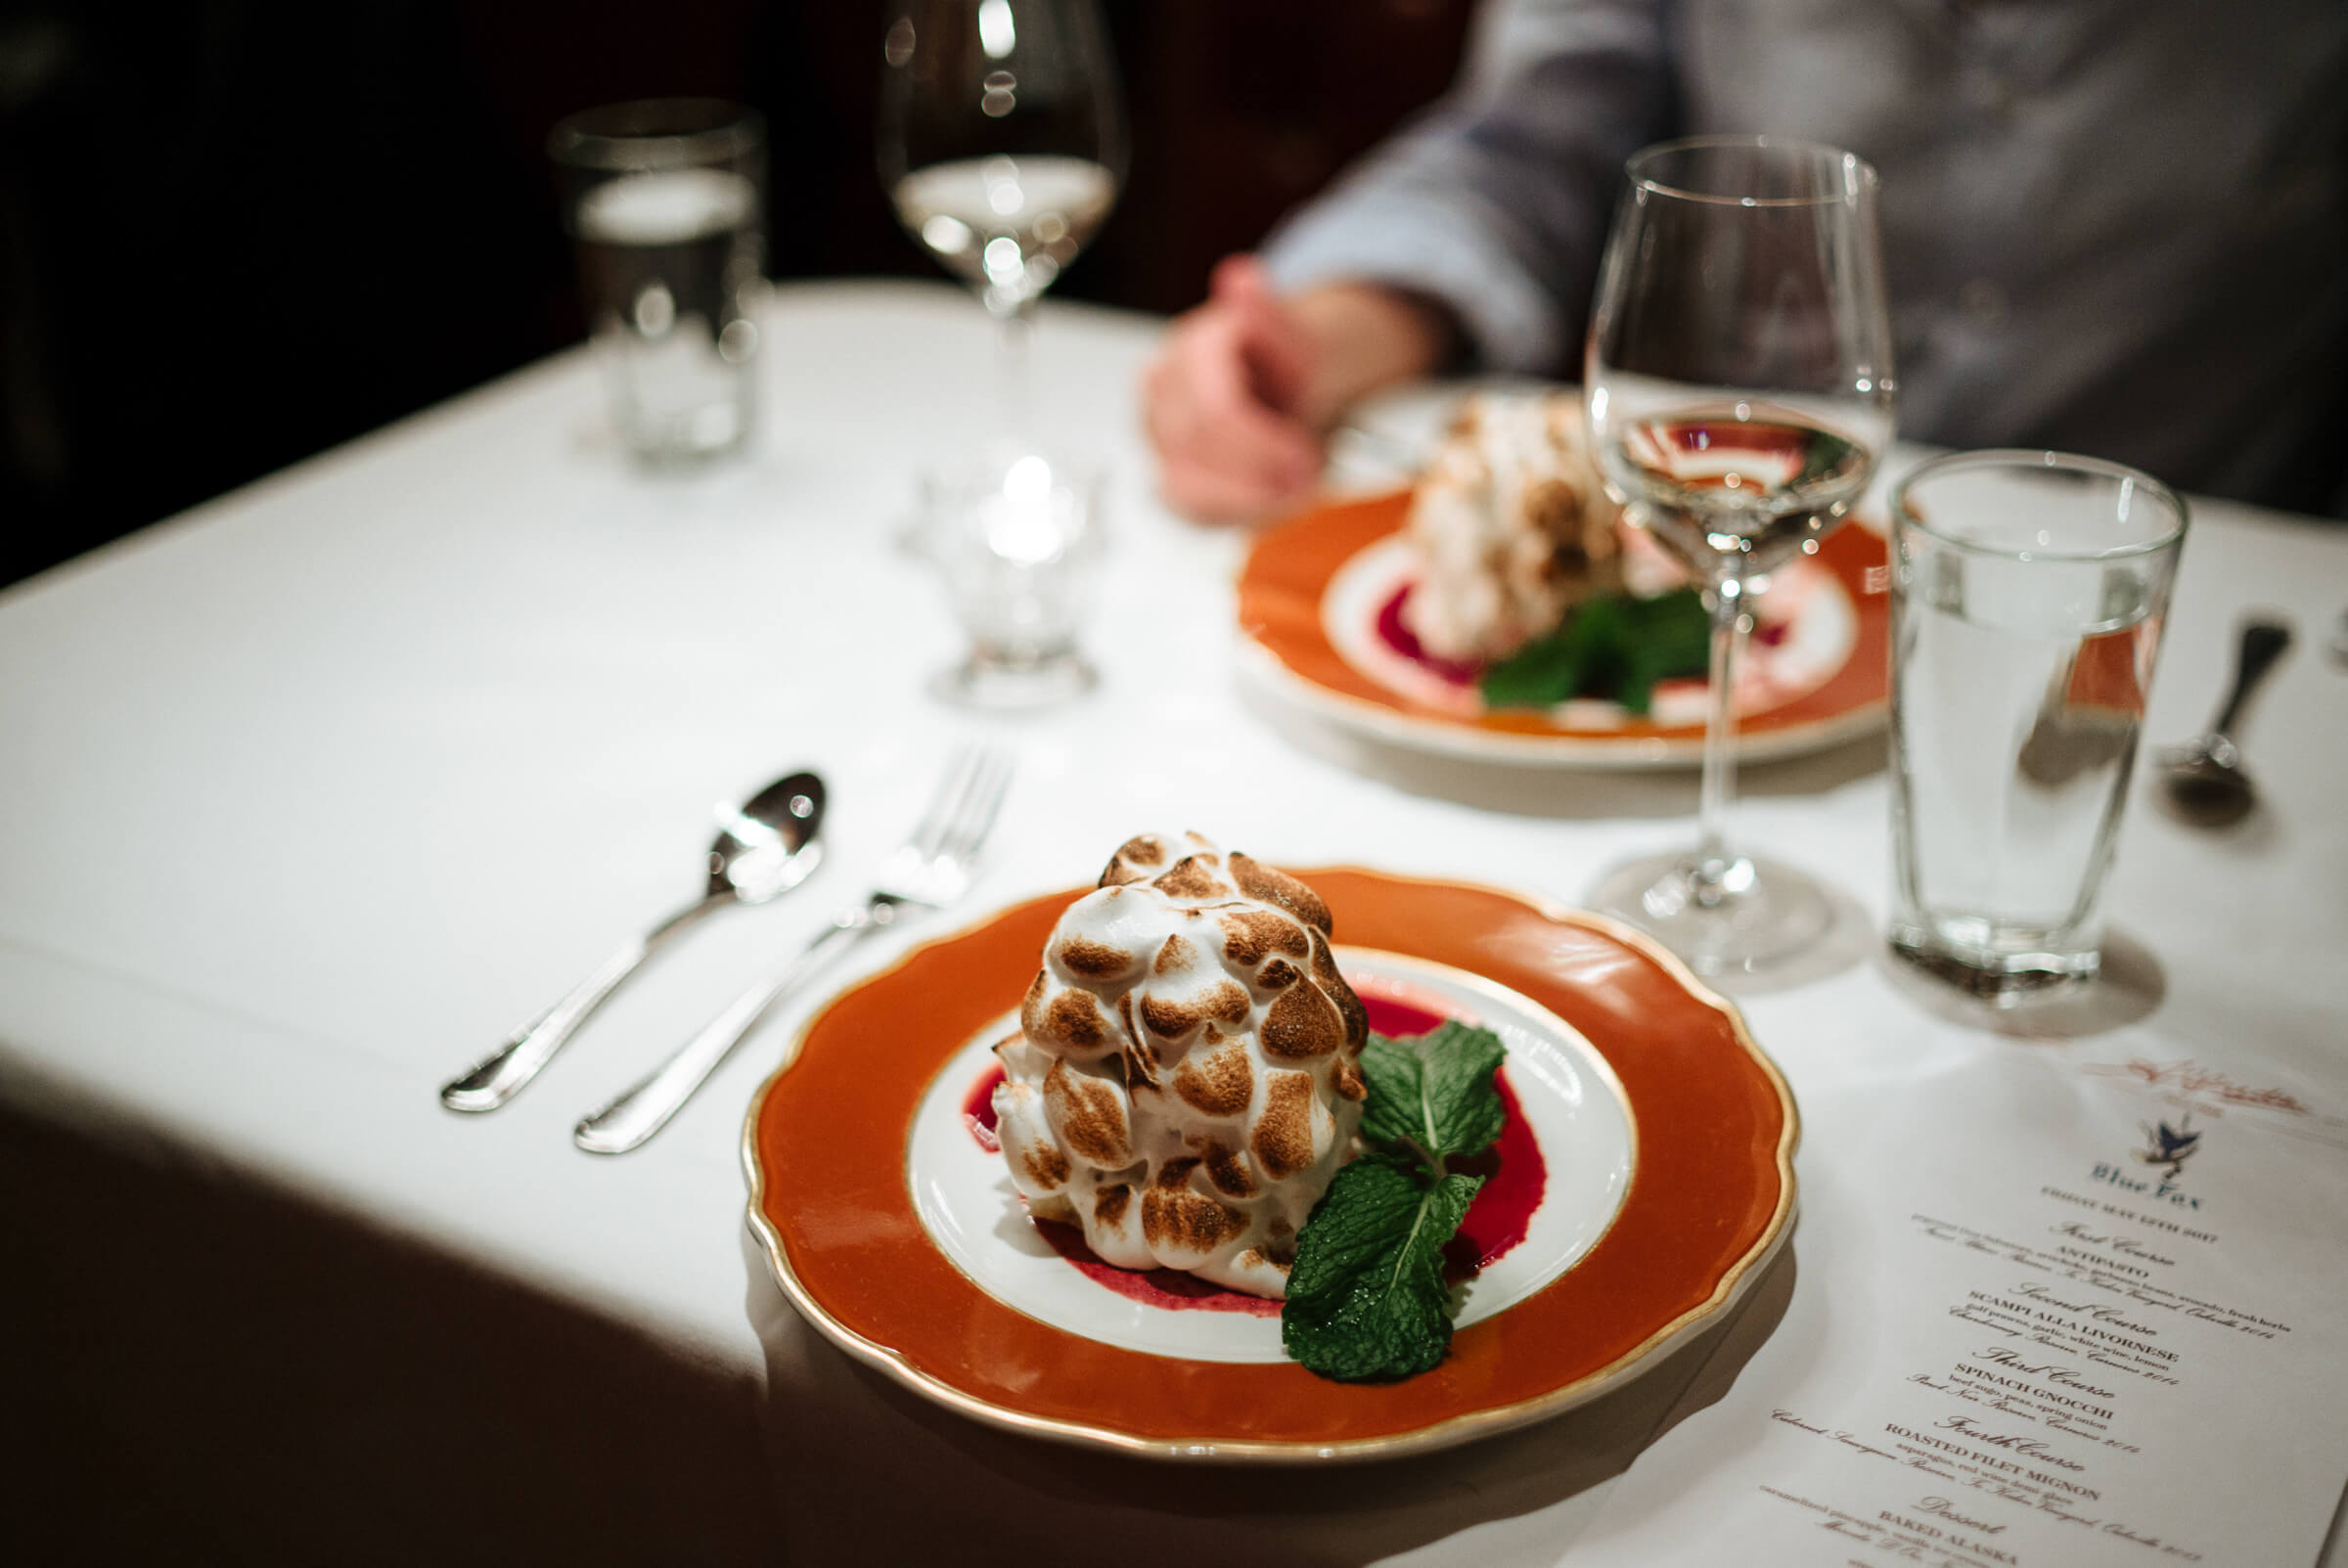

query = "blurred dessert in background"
[1402,393,1681,662]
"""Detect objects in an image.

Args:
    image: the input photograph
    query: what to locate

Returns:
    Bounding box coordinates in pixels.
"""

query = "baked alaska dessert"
[990,831,1369,1298]
[1401,392,1677,662]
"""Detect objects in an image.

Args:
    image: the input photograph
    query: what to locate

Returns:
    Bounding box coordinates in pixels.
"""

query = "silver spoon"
[2158,619,2291,828]
[440,771,827,1111]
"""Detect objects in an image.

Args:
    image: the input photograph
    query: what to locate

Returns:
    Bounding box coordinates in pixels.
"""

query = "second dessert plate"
[744,869,1797,1462]
[1236,490,1890,767]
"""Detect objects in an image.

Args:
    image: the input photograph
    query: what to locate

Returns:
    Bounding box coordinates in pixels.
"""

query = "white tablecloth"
[3,280,2342,1564]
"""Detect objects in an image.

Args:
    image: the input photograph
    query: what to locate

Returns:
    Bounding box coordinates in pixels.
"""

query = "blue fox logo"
[2137,1117,2201,1179]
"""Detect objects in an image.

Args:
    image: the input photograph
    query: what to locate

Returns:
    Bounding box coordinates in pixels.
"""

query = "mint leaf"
[1282,1023,1510,1381]
[1478,596,1622,709]
[1282,1153,1485,1381]
[1796,426,1857,488]
[1360,1021,1507,1167]
[1613,589,1710,714]
[1478,588,1709,716]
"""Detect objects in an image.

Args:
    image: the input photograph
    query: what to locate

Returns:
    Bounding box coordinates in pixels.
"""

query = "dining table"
[4,278,2344,1567]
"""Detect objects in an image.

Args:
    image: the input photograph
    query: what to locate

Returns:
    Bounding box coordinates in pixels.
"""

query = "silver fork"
[573,745,1015,1155]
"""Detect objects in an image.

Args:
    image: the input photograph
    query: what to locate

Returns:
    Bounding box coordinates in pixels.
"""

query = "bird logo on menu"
[2136,1116,2201,1180]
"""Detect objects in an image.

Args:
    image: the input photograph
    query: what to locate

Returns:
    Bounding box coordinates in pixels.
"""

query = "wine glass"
[1582,135,1897,974]
[879,0,1126,452]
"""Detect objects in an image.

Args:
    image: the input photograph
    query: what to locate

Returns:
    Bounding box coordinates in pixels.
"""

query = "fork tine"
[904,742,982,859]
[940,746,1015,866]
[927,748,992,864]
[920,746,995,864]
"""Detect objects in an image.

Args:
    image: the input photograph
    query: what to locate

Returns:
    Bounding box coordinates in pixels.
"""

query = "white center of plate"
[904,948,1637,1364]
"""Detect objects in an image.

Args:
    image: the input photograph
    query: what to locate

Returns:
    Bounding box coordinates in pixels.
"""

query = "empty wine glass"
[879,0,1125,453]
[1582,135,1897,974]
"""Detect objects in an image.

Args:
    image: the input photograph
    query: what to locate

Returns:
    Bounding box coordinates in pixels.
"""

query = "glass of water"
[1887,450,2189,1000]
[549,100,766,465]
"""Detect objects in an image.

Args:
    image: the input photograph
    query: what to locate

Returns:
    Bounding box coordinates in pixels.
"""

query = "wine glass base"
[1589,849,1836,977]
[930,652,1097,711]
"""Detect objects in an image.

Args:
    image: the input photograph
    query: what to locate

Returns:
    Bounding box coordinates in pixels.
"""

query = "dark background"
[0,0,1478,588]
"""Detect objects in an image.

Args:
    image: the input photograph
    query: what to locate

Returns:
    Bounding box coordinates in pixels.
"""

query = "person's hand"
[1141,256,1323,523]
[1142,258,1455,523]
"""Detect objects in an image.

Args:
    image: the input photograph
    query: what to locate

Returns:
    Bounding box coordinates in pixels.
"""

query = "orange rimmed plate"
[744,870,1797,1462]
[1236,490,1889,767]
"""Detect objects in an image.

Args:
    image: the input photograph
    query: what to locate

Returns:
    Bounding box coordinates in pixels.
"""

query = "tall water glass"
[550,100,766,464]
[1887,451,2188,999]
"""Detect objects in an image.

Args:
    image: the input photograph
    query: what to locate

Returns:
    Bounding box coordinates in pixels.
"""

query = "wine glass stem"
[1690,570,1754,906]
[990,298,1034,446]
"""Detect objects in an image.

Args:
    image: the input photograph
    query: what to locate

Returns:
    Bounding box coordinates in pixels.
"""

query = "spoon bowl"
[2157,618,2290,829]
[711,772,827,900]
[2158,739,2255,827]
[440,768,829,1112]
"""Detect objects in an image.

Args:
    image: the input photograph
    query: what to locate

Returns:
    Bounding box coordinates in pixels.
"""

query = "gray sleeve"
[1260,0,1675,377]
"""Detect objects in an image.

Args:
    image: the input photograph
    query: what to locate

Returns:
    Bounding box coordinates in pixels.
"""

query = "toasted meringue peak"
[1101,829,1216,888]
[1401,391,1638,662]
[992,833,1370,1297]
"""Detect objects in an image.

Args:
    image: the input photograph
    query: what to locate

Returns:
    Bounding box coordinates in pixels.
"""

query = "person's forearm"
[1287,283,1457,429]
[1261,0,1675,381]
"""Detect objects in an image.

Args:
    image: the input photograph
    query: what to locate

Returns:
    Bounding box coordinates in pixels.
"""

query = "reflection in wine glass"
[1582,136,1897,974]
[880,0,1125,448]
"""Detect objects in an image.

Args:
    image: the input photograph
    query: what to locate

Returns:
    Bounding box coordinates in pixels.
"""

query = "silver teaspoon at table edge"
[2157,617,2291,828]
[438,770,828,1112]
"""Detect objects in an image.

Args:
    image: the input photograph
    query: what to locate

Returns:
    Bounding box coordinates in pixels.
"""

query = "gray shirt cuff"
[1260,181,1569,377]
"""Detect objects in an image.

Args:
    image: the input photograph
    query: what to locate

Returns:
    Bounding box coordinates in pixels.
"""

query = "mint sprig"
[1479,587,1709,716]
[1281,1023,1508,1382]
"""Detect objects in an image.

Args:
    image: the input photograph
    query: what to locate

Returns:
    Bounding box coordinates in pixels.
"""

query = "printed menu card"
[1571,1026,2348,1568]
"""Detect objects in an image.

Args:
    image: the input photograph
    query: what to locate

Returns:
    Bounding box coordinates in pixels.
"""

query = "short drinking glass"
[1887,451,2189,999]
[549,99,766,464]
[930,452,1102,708]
